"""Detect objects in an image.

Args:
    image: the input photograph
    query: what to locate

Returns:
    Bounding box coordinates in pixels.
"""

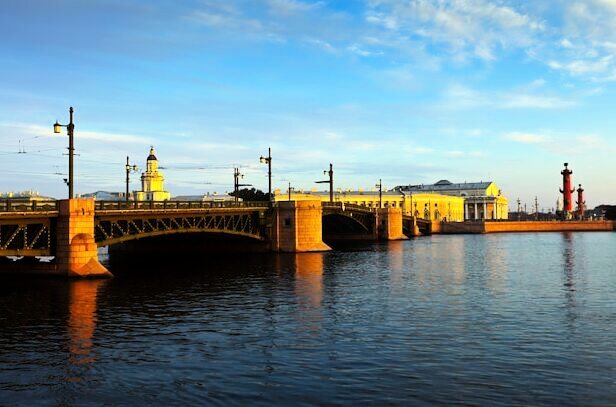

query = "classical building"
[171,193,237,202]
[395,180,509,220]
[133,147,170,201]
[274,189,466,222]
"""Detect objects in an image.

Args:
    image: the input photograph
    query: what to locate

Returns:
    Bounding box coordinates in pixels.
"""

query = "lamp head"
[53,121,62,134]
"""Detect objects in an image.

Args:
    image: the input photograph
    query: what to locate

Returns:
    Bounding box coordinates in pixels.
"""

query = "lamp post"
[53,107,75,199]
[288,181,293,201]
[316,163,333,202]
[125,156,138,202]
[259,147,272,205]
[375,179,382,208]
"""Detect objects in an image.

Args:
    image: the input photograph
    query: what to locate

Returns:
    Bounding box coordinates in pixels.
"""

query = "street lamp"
[125,156,138,202]
[315,163,333,202]
[53,106,75,199]
[375,179,382,208]
[259,147,272,205]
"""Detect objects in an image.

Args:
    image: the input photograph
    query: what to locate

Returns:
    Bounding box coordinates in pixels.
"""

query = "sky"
[1,0,616,210]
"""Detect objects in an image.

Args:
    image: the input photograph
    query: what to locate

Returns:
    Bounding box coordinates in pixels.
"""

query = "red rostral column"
[559,162,574,213]
[576,184,585,218]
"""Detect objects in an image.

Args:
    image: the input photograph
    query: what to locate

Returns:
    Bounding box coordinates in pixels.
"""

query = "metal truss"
[95,210,265,246]
[322,202,375,232]
[0,218,53,256]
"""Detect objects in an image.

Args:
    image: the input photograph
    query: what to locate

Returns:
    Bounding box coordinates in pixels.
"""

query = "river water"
[1,232,615,405]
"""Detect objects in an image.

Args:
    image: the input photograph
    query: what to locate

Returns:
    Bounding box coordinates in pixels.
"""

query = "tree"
[229,188,270,202]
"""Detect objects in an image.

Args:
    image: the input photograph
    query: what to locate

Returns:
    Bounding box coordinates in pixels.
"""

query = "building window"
[284,218,291,227]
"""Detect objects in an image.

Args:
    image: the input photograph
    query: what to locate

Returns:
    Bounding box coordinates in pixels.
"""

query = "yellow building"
[133,147,170,201]
[274,189,466,222]
[396,180,509,220]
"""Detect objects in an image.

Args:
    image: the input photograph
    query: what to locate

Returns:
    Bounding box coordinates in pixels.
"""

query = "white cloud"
[548,56,613,75]
[266,0,325,14]
[365,0,544,62]
[442,85,575,110]
[347,44,382,57]
[504,132,549,144]
[304,37,337,53]
[500,94,575,109]
[444,150,485,158]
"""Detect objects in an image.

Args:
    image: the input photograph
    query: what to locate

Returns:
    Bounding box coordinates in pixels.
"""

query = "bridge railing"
[94,200,270,211]
[0,200,59,212]
[322,201,376,213]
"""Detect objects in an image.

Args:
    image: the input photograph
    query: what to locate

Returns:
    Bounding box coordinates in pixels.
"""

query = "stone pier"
[377,208,407,240]
[273,200,331,252]
[55,199,111,278]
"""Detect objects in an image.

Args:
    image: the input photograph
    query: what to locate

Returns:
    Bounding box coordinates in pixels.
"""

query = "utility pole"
[375,179,382,208]
[233,168,251,203]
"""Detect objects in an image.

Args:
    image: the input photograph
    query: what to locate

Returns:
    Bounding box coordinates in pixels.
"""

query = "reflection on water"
[67,280,105,367]
[1,233,616,405]
[562,233,577,326]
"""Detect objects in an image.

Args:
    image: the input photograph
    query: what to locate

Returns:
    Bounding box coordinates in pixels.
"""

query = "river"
[1,232,615,405]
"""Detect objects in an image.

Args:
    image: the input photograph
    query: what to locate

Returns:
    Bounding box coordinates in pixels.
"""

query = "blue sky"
[1,0,616,209]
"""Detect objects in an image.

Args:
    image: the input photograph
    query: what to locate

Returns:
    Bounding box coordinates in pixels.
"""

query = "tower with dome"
[134,146,170,201]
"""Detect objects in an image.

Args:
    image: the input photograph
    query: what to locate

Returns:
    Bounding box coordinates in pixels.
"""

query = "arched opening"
[322,214,373,246]
[105,231,269,268]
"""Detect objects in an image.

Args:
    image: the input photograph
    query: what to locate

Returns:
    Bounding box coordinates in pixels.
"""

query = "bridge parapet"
[94,200,269,211]
[0,200,58,212]
[321,201,375,214]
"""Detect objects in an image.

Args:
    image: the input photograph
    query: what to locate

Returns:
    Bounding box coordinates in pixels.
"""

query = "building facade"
[133,147,170,201]
[396,180,509,220]
[274,189,466,222]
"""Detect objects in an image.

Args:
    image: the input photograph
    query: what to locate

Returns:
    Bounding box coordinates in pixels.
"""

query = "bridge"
[0,198,407,278]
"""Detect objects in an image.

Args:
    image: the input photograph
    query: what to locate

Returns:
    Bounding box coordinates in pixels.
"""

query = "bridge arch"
[98,228,264,247]
[94,211,265,247]
[322,212,372,235]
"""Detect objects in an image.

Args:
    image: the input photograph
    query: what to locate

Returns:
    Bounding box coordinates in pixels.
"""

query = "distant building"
[395,180,509,220]
[79,191,127,201]
[171,193,238,202]
[0,191,56,210]
[133,146,170,201]
[0,190,56,202]
[274,188,466,222]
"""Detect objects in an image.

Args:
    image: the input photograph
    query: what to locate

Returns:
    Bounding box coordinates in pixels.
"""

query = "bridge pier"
[55,199,111,278]
[273,201,331,252]
[377,208,407,241]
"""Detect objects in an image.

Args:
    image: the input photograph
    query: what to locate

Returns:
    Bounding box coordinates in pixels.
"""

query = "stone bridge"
[0,198,407,278]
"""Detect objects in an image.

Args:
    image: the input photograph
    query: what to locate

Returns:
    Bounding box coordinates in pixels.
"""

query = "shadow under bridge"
[321,202,376,241]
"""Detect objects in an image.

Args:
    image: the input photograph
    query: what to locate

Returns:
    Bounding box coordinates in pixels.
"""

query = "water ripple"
[1,233,616,405]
